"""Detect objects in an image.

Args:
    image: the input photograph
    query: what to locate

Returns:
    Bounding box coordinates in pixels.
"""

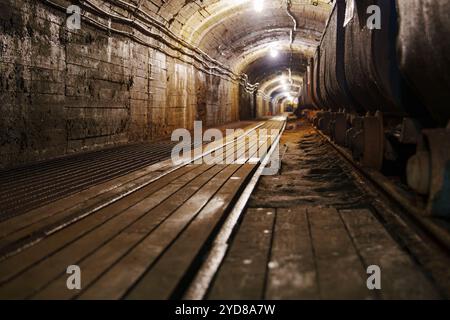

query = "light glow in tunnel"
[151,0,332,117]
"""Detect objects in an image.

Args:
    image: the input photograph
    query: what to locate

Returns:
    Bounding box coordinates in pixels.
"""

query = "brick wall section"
[0,0,247,168]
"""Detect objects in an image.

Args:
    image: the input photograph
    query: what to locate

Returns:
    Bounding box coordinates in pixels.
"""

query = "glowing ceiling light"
[270,47,279,58]
[254,0,264,12]
[285,94,297,103]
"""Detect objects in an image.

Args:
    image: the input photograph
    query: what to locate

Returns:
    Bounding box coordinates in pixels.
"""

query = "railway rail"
[310,121,450,252]
[299,0,450,221]
[0,143,178,222]
[0,122,255,222]
[208,120,450,300]
[0,117,286,299]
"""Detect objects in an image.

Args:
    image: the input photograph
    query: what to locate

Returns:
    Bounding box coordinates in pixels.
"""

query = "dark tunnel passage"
[1,0,450,302]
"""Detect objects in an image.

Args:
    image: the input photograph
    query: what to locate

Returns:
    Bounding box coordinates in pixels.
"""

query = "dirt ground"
[249,120,370,209]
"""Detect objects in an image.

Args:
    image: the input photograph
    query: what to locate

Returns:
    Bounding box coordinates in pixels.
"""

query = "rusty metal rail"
[0,123,257,222]
[314,128,450,252]
[0,143,178,221]
[0,118,286,300]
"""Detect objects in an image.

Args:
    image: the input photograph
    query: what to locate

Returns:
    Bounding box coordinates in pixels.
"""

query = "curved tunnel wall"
[0,0,241,168]
[0,0,331,168]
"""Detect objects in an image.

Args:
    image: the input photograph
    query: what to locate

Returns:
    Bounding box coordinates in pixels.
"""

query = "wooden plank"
[307,206,373,300]
[207,120,268,165]
[31,165,227,300]
[221,121,279,165]
[0,165,214,299]
[207,208,275,300]
[0,167,181,252]
[125,164,256,300]
[122,123,281,299]
[0,122,258,246]
[265,207,319,300]
[225,134,260,164]
[0,158,175,240]
[196,121,263,162]
[0,165,198,285]
[0,120,277,299]
[77,164,241,300]
[339,208,440,299]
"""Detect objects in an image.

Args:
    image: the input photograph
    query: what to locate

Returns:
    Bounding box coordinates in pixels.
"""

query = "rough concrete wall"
[0,0,240,168]
[255,95,270,119]
[264,100,270,116]
[238,87,256,121]
[256,95,264,119]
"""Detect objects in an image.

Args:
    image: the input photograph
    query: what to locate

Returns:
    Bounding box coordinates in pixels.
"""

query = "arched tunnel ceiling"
[269,77,302,96]
[152,0,332,93]
[259,74,303,97]
[242,51,308,84]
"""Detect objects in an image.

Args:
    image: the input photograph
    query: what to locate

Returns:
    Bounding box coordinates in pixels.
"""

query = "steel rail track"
[0,145,178,220]
[0,125,257,220]
[0,121,271,259]
[314,128,450,252]
[184,117,287,299]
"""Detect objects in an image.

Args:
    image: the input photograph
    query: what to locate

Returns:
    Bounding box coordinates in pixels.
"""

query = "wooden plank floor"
[0,119,285,299]
[207,208,275,300]
[0,121,258,221]
[207,206,440,300]
[0,121,265,256]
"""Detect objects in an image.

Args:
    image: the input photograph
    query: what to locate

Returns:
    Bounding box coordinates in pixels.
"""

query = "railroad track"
[201,121,450,300]
[0,117,286,299]
[313,127,450,253]
[0,123,254,222]
[0,143,179,222]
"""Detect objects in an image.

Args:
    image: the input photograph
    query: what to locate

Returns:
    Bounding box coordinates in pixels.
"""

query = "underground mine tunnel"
[0,0,450,304]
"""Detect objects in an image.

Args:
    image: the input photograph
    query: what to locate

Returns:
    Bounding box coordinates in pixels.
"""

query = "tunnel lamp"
[254,0,264,12]
[286,95,297,103]
[270,47,279,58]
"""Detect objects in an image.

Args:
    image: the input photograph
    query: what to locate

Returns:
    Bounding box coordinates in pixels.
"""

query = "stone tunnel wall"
[0,0,242,169]
[238,86,256,120]
[256,94,271,118]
